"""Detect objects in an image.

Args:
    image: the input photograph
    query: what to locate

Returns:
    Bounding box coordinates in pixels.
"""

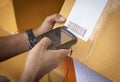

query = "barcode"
[67,21,87,37]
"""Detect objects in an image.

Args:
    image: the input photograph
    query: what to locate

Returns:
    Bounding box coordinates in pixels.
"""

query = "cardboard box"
[0,0,120,81]
[0,0,17,33]
[13,0,65,32]
[0,0,64,82]
[50,0,120,82]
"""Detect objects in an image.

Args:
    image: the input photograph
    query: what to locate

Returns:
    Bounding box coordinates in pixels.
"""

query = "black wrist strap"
[26,29,36,49]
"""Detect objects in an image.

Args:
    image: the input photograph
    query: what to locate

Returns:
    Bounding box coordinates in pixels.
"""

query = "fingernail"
[59,16,66,21]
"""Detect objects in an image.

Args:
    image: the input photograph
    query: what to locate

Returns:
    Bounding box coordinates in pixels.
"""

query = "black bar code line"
[67,21,87,37]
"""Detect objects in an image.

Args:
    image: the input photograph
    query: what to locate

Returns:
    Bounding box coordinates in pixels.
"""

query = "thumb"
[41,14,66,29]
[36,37,52,49]
[55,15,66,22]
[55,49,69,58]
[46,14,66,23]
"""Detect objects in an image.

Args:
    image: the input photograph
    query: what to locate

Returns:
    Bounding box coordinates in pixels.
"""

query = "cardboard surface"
[0,0,120,81]
[0,0,17,33]
[0,0,64,82]
[52,0,120,81]
[13,0,65,32]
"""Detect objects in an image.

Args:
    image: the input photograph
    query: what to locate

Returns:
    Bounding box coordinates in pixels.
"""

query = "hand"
[19,37,69,82]
[33,14,66,37]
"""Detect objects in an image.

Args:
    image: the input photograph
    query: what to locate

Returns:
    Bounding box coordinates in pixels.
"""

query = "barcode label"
[67,21,87,37]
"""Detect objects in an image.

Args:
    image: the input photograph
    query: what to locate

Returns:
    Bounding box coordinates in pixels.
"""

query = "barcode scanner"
[36,26,77,50]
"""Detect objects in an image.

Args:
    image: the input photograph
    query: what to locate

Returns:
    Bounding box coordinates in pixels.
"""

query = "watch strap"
[26,29,36,49]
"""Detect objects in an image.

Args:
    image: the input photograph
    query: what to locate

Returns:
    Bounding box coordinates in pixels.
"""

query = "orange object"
[63,56,76,82]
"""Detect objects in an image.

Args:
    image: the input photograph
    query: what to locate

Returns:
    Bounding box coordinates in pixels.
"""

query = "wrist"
[33,28,42,37]
[26,29,37,49]
[19,67,39,82]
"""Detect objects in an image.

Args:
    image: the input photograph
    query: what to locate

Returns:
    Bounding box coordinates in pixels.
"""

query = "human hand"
[33,14,66,37]
[19,37,69,82]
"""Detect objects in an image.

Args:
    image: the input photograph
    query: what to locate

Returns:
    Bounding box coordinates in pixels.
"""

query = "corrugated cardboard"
[0,0,120,81]
[0,0,17,33]
[50,0,120,81]
[0,0,64,82]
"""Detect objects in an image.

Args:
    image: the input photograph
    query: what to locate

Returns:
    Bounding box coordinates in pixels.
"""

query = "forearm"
[0,29,40,62]
[0,32,29,61]
[19,66,42,82]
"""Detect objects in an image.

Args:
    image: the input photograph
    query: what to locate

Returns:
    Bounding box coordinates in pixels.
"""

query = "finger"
[46,14,66,23]
[36,37,52,49]
[53,14,66,22]
[41,14,66,30]
[54,49,69,58]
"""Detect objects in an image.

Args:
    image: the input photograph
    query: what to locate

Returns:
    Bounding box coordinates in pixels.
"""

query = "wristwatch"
[26,29,36,49]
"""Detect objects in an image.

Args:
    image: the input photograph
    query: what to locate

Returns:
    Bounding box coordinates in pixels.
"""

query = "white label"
[65,0,108,41]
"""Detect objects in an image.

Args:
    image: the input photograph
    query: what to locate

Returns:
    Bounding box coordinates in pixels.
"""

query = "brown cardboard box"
[13,0,65,32]
[0,0,120,82]
[50,0,120,82]
[0,0,64,82]
[0,0,17,33]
